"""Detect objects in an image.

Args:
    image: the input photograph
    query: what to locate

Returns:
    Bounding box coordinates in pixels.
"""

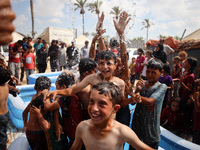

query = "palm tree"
[110,6,122,20]
[141,19,154,42]
[74,0,87,35]
[30,0,35,38]
[86,0,103,18]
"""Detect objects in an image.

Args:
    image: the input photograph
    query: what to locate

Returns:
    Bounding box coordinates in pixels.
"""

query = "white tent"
[183,28,200,40]
[75,34,91,50]
[34,27,74,45]
[11,31,25,43]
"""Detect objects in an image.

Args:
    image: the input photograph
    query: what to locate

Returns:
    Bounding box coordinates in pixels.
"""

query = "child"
[0,66,14,150]
[130,58,167,149]
[23,45,36,84]
[179,57,197,132]
[160,97,187,137]
[158,63,173,110]
[141,50,153,80]
[172,56,182,97]
[70,81,154,150]
[47,50,126,105]
[189,79,200,145]
[22,76,51,150]
[129,57,136,84]
[134,48,145,82]
[77,58,97,120]
[43,72,83,146]
[178,51,188,75]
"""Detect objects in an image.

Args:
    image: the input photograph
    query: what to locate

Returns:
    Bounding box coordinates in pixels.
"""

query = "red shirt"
[23,52,36,69]
[160,106,187,133]
[179,72,195,100]
[135,55,145,73]
[8,43,21,63]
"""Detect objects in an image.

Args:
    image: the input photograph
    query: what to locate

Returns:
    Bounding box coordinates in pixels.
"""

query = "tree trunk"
[30,0,34,38]
[82,14,84,35]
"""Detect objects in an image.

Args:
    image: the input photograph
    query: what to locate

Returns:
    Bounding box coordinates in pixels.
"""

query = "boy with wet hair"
[0,66,16,150]
[78,58,97,80]
[130,58,167,149]
[47,49,126,105]
[44,72,83,147]
[22,76,52,150]
[70,81,154,150]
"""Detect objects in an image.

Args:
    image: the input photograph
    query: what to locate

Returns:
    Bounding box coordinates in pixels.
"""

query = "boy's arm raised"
[114,11,131,81]
[46,74,92,100]
[121,125,154,150]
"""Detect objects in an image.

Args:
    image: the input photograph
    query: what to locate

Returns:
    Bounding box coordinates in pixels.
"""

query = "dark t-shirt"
[66,46,79,60]
[37,48,48,64]
[48,45,59,60]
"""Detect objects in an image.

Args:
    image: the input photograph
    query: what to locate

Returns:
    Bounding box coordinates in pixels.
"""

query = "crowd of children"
[1,7,200,150]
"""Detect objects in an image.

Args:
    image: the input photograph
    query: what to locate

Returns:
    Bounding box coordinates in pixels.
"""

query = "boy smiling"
[47,50,126,101]
[70,82,153,150]
[130,58,167,149]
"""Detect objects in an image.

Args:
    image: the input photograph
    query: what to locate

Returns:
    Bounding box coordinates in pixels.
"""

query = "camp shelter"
[183,28,200,40]
[34,27,74,45]
[12,31,25,43]
[75,34,91,50]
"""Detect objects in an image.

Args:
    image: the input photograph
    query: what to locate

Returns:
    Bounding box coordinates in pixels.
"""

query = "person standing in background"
[37,42,49,73]
[81,40,89,58]
[58,42,67,71]
[8,40,23,80]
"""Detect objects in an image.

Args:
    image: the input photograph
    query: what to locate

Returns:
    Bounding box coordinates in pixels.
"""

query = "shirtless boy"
[47,50,126,103]
[70,81,154,150]
[0,66,13,150]
[22,76,51,150]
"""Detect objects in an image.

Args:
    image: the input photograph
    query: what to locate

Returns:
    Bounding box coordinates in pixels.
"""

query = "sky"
[10,0,200,43]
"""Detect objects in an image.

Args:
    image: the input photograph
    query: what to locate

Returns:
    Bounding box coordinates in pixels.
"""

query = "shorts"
[26,130,48,150]
[0,112,9,150]
[26,69,35,79]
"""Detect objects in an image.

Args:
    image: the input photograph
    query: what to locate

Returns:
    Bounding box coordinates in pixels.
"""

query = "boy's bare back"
[0,83,9,115]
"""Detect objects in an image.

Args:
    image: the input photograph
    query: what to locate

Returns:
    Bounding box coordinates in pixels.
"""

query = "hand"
[134,93,142,103]
[94,29,106,41]
[46,90,58,100]
[180,72,187,82]
[96,12,104,33]
[30,106,42,117]
[136,79,146,91]
[20,126,27,133]
[55,124,64,141]
[16,89,20,94]
[113,11,131,35]
[64,70,75,77]
[125,80,133,96]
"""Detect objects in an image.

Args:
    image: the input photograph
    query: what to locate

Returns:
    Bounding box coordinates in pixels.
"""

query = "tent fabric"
[183,28,200,40]
[175,39,200,52]
[34,27,74,45]
[164,36,178,49]
[75,35,91,50]
[146,36,178,49]
[11,31,24,43]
